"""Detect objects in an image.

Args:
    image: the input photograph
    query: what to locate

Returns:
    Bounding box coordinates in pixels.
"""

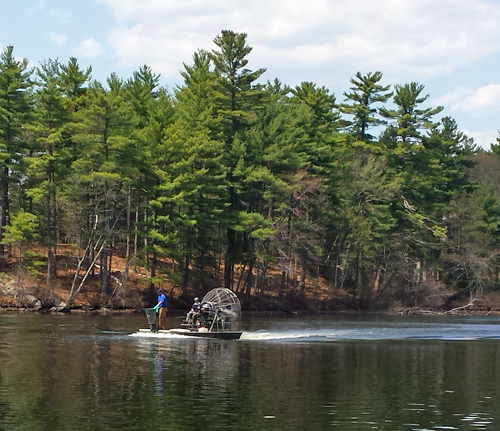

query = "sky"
[1,0,500,150]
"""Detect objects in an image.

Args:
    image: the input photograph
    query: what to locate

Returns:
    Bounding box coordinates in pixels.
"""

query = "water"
[1,313,500,430]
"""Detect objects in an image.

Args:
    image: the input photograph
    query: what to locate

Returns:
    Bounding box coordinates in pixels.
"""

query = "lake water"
[1,312,500,430]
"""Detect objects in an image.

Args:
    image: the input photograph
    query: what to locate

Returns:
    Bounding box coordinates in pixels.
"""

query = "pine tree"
[146,50,227,293]
[210,30,266,289]
[58,57,92,101]
[125,65,161,127]
[0,46,33,261]
[339,71,392,145]
[129,72,174,298]
[70,81,138,297]
[237,80,310,293]
[291,81,340,171]
[380,82,443,145]
[27,59,72,284]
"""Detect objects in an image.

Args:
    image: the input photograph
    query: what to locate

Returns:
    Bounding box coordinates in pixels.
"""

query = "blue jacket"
[157,293,167,308]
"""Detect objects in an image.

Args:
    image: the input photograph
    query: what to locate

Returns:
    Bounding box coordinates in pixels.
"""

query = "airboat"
[138,287,243,340]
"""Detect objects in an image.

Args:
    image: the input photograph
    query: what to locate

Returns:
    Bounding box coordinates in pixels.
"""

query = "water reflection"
[153,346,164,396]
[0,314,500,430]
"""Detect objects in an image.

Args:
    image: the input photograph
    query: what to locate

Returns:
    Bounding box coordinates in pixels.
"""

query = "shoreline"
[1,305,500,317]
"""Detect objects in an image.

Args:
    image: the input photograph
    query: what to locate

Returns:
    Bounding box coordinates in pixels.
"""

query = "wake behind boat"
[137,287,242,340]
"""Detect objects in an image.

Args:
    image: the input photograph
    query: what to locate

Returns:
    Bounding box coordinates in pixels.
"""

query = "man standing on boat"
[155,288,168,330]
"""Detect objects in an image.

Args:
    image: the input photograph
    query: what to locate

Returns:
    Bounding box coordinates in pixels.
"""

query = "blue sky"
[1,0,500,149]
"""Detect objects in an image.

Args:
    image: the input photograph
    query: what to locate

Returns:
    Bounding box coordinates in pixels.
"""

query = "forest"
[0,29,500,312]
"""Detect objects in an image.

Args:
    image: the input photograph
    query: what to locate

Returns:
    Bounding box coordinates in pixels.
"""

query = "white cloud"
[75,38,103,57]
[450,85,500,113]
[98,0,500,86]
[434,87,473,107]
[96,0,500,150]
[436,84,500,149]
[462,129,497,151]
[50,33,68,47]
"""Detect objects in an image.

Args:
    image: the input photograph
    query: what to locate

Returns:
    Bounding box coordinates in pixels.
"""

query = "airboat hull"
[137,328,242,340]
[170,328,242,339]
[141,287,243,340]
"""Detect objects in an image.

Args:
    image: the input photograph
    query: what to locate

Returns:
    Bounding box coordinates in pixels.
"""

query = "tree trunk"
[224,228,235,289]
[373,266,382,292]
[100,247,109,295]
[148,208,158,297]
[124,186,131,281]
[182,254,190,294]
[46,180,58,285]
[244,257,255,297]
[300,259,307,293]
[133,197,139,272]
[46,190,54,286]
[0,166,9,262]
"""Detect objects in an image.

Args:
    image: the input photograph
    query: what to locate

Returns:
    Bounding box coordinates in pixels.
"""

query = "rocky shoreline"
[1,302,499,317]
[2,273,500,317]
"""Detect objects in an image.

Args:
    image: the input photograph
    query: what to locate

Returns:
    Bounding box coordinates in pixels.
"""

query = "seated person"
[186,297,201,324]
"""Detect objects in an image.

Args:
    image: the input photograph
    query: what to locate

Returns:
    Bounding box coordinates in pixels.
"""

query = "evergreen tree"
[380,82,443,145]
[490,133,500,157]
[150,50,226,293]
[291,81,340,171]
[339,71,392,146]
[58,57,92,101]
[441,186,498,297]
[0,46,33,261]
[379,82,444,210]
[378,85,451,301]
[210,30,266,289]
[132,77,174,298]
[70,81,138,297]
[335,151,400,302]
[125,65,161,127]
[422,117,476,211]
[27,59,72,284]
[288,82,344,290]
[238,80,311,293]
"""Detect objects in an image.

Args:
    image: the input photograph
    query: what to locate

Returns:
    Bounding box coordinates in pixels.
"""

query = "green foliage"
[1,210,38,246]
[339,71,392,142]
[380,82,443,145]
[0,34,496,308]
[0,45,34,259]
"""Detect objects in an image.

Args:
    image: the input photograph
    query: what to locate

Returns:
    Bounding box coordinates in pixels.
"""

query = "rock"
[51,302,70,313]
[25,294,37,305]
[22,295,42,311]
